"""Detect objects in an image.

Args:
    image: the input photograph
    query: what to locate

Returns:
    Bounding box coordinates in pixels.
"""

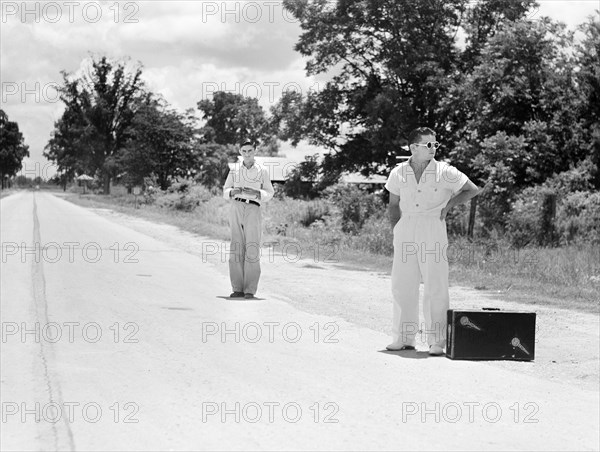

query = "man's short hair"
[408,127,436,146]
[241,140,256,148]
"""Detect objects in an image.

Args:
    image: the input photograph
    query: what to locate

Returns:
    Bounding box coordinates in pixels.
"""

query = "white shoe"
[429,344,444,356]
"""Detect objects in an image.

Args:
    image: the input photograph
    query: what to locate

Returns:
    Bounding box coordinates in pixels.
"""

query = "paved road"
[1,191,598,451]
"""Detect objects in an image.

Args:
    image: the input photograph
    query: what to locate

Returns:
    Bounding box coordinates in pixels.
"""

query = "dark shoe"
[386,343,416,351]
[229,292,245,298]
[244,293,255,299]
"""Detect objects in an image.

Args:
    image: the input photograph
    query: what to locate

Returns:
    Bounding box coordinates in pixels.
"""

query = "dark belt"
[233,197,260,207]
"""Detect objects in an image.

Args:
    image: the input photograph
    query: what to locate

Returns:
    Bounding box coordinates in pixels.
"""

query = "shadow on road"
[378,350,431,360]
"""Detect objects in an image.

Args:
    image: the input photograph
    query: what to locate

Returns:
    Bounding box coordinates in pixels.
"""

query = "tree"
[283,154,321,198]
[256,136,280,156]
[118,98,197,190]
[45,56,146,194]
[269,90,306,146]
[445,19,590,229]
[574,15,600,189]
[44,100,90,189]
[197,91,274,146]
[278,0,537,176]
[193,142,235,189]
[460,0,537,70]
[0,109,30,188]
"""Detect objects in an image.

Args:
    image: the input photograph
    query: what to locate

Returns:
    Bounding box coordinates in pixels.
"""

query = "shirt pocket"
[424,185,447,206]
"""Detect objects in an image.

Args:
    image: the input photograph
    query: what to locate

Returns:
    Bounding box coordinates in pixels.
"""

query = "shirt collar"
[406,157,437,171]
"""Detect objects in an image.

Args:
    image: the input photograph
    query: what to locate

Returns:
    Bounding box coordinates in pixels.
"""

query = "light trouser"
[229,201,262,295]
[391,214,449,347]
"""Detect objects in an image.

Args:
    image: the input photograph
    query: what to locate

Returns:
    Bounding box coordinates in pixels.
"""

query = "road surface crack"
[32,194,76,451]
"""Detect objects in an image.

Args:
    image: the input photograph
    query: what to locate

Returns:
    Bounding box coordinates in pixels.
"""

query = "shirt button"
[416,204,419,207]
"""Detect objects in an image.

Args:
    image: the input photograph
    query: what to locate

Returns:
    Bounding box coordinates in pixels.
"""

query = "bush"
[506,185,600,247]
[505,186,558,247]
[445,202,472,236]
[299,200,331,227]
[281,154,320,199]
[262,196,331,237]
[155,181,213,211]
[505,195,539,247]
[306,217,345,247]
[347,212,393,255]
[543,157,596,195]
[323,183,385,234]
[167,179,193,194]
[556,191,600,245]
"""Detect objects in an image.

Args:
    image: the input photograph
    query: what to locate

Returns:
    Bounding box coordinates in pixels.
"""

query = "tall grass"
[447,235,599,307]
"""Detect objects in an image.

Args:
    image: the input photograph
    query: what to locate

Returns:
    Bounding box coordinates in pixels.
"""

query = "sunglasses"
[413,141,441,149]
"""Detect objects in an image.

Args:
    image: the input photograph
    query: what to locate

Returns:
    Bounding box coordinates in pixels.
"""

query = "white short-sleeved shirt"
[222,161,274,204]
[385,158,468,216]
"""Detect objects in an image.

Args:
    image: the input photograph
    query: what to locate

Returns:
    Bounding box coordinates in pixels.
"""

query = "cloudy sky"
[1,0,598,178]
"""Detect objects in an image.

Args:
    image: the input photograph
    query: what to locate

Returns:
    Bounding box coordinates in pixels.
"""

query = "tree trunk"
[103,174,111,194]
[539,192,557,246]
[159,174,169,191]
[468,197,477,238]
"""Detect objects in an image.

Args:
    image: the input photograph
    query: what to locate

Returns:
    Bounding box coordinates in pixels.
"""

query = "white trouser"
[229,201,262,295]
[391,214,449,347]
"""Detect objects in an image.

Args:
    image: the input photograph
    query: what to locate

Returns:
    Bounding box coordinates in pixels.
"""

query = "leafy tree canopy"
[0,109,30,187]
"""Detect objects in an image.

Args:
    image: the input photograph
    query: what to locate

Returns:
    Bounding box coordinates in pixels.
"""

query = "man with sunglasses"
[385,127,480,355]
[222,141,274,299]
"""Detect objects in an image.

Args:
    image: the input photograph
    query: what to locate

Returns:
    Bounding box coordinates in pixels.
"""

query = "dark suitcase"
[446,308,536,360]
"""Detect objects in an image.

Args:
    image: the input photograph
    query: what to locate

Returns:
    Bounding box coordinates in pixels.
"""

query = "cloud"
[536,1,599,29]
[111,2,302,71]
[142,58,321,115]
